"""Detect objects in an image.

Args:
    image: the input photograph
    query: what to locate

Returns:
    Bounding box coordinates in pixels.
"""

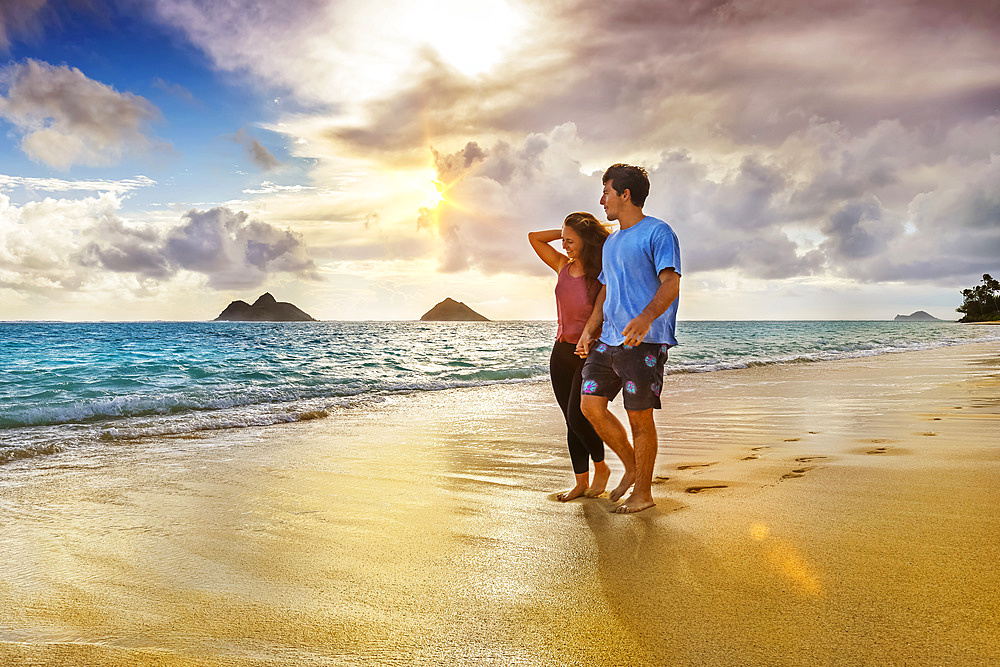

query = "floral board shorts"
[580,341,670,410]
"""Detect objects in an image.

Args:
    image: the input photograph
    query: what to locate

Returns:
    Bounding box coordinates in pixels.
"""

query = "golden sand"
[0,342,998,665]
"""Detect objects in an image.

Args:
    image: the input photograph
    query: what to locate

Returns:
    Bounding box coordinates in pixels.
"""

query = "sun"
[395,1,526,77]
[430,179,447,205]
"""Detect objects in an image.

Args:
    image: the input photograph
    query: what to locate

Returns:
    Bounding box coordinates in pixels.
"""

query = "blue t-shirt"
[598,215,681,347]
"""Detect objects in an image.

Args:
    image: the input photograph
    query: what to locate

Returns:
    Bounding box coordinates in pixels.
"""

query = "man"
[576,164,681,514]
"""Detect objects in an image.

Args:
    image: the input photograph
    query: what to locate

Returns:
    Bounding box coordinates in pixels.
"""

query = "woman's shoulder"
[563,259,586,278]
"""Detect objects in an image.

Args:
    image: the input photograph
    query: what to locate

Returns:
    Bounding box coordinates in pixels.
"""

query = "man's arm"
[575,285,606,358]
[621,269,680,347]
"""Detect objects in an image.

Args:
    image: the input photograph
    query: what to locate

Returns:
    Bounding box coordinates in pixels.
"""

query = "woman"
[528,212,611,501]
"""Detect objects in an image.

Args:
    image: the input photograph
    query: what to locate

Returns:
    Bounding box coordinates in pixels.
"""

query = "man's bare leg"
[614,408,657,513]
[585,459,611,497]
[580,395,635,501]
[557,471,590,501]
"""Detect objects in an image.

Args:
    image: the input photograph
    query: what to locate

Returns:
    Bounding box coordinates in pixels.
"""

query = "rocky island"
[420,298,490,321]
[894,311,944,322]
[214,293,317,321]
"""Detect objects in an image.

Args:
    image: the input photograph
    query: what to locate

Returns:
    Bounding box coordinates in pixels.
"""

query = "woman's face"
[561,225,583,260]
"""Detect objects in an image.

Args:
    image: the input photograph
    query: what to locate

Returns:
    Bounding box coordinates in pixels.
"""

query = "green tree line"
[957,273,1000,322]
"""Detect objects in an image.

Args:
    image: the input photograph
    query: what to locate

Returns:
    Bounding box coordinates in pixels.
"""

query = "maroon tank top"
[554,263,596,344]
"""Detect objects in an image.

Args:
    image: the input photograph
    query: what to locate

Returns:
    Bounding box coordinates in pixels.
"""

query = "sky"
[0,0,998,321]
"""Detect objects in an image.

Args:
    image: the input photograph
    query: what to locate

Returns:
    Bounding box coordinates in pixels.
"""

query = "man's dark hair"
[602,163,650,207]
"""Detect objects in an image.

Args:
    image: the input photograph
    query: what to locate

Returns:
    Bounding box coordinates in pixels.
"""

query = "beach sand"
[1,341,998,666]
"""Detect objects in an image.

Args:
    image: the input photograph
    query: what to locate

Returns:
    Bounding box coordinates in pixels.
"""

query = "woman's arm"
[527,229,568,273]
[575,284,606,358]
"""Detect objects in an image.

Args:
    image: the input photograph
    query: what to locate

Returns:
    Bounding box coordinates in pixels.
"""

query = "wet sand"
[1,341,998,666]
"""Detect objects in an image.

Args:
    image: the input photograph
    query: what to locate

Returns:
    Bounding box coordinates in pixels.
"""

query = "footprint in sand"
[780,466,813,480]
[794,456,828,463]
[920,432,938,437]
[685,485,728,494]
[784,438,801,442]
[676,462,718,471]
[867,447,889,455]
[652,475,671,485]
[743,446,770,461]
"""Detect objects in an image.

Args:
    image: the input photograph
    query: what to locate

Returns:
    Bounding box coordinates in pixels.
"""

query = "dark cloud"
[80,207,318,289]
[166,208,316,288]
[320,0,1000,162]
[649,151,825,280]
[0,0,107,51]
[0,59,162,168]
[152,77,199,105]
[79,216,173,279]
[234,128,281,171]
[0,0,48,50]
[820,198,890,261]
[432,141,486,180]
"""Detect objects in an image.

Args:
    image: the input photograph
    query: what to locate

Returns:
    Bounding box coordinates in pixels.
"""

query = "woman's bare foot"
[608,472,634,502]
[558,471,591,501]
[613,492,656,514]
[557,483,589,502]
[585,461,611,497]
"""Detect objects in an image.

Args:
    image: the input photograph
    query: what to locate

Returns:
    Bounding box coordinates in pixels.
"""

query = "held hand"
[621,314,653,347]
[575,332,594,358]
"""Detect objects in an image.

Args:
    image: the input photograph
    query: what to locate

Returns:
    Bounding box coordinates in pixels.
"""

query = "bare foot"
[608,472,634,503]
[585,461,611,497]
[613,493,656,514]
[557,484,588,502]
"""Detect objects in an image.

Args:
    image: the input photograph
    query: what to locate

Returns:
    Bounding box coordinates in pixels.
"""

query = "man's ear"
[622,188,631,203]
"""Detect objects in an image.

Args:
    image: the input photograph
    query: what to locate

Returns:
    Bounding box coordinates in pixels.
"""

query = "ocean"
[2,320,998,465]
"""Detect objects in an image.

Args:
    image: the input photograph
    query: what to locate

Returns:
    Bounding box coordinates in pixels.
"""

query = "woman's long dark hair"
[563,211,610,302]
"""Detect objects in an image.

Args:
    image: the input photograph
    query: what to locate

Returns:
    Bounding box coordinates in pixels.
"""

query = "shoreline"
[0,341,998,665]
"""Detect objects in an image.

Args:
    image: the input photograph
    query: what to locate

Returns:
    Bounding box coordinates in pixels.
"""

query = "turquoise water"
[1,320,997,463]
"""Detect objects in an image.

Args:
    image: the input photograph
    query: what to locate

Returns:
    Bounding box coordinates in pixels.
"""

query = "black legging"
[549,341,605,474]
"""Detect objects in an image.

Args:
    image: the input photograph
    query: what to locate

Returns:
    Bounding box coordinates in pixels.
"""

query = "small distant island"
[894,311,944,322]
[214,293,317,321]
[420,298,490,322]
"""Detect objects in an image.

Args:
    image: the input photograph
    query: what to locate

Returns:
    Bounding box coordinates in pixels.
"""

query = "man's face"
[601,180,625,221]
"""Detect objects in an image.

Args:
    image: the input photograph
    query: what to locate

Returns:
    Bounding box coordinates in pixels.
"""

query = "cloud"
[0,173,156,194]
[418,117,999,288]
[234,128,281,171]
[0,1,109,52]
[422,124,599,275]
[141,0,999,294]
[0,59,163,169]
[0,190,112,293]
[78,215,174,280]
[152,77,199,105]
[163,207,317,288]
[286,0,999,166]
[418,128,825,280]
[0,0,48,51]
[0,189,319,295]
[83,206,319,289]
[242,181,315,194]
